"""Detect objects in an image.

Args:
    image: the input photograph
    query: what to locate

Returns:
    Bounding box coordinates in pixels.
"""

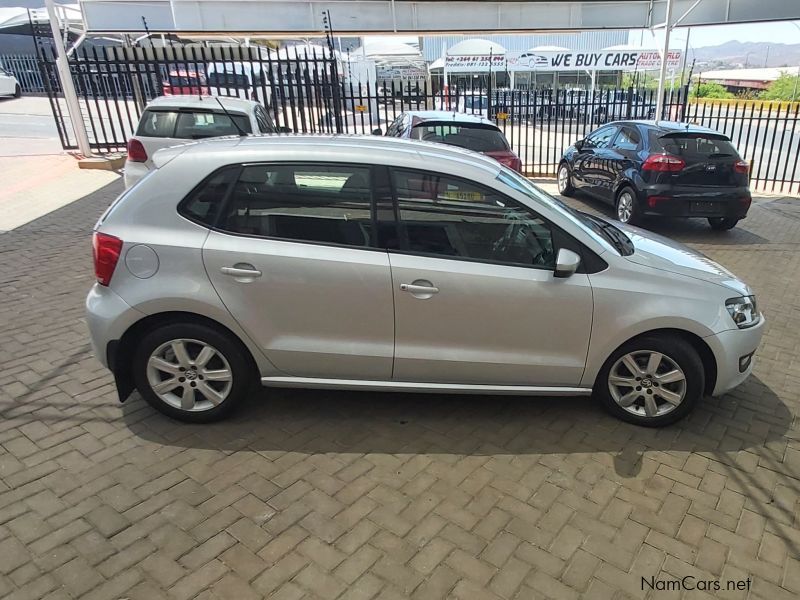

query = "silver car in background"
[87,135,764,427]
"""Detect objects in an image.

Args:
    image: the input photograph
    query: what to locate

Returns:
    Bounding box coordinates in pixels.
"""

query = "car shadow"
[121,375,792,471]
[561,191,770,246]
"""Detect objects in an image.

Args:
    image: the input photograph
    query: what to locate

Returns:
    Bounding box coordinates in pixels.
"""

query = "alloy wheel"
[617,192,634,223]
[558,165,570,193]
[607,350,686,419]
[146,338,233,412]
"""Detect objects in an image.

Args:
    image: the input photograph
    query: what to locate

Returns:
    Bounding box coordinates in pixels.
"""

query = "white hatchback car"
[0,64,21,98]
[123,95,279,188]
[88,135,764,427]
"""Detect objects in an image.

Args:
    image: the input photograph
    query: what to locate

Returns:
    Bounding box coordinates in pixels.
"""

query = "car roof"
[153,133,503,175]
[403,110,496,127]
[146,95,258,112]
[614,120,728,136]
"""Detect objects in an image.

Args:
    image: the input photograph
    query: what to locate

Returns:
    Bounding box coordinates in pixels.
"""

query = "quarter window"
[392,169,555,269]
[219,164,373,248]
[178,167,239,226]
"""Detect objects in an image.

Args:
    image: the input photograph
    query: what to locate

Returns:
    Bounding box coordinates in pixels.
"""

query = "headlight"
[726,296,759,328]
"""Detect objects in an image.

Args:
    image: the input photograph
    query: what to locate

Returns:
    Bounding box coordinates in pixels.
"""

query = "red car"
[162,69,209,96]
[378,110,522,172]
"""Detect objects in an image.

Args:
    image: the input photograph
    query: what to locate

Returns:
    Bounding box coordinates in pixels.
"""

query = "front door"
[387,169,593,386]
[580,125,618,200]
[202,162,394,380]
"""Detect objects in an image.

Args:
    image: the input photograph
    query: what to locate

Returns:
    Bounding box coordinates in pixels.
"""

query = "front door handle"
[400,280,439,299]
[221,264,262,279]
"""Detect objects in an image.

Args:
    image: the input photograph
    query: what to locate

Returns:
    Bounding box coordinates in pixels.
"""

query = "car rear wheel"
[708,217,739,231]
[595,335,704,427]
[615,187,640,225]
[132,322,253,422]
[557,163,575,196]
[14,84,21,98]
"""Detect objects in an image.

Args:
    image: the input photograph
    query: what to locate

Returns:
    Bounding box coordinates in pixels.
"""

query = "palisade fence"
[31,41,800,194]
[0,54,48,93]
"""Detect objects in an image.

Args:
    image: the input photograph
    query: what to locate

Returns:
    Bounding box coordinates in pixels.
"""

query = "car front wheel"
[14,84,21,98]
[132,322,254,422]
[595,335,704,427]
[557,163,575,196]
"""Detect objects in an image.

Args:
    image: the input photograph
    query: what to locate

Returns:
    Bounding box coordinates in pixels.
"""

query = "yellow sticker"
[354,105,367,113]
[441,190,484,202]
[496,112,509,120]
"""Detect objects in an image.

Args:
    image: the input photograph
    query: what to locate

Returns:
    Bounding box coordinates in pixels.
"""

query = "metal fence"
[0,54,47,93]
[31,39,800,193]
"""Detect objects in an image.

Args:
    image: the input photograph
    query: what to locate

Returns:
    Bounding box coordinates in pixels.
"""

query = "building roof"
[698,67,799,83]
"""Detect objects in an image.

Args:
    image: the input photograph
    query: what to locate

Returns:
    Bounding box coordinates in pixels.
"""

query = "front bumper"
[704,314,765,396]
[639,186,751,219]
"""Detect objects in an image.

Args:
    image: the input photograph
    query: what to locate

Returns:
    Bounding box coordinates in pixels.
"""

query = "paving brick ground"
[0,180,798,600]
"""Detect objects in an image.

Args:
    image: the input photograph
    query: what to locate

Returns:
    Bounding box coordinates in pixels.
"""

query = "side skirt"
[261,376,592,396]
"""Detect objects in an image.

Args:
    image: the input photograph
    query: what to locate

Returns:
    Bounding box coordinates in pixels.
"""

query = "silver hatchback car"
[86,135,764,427]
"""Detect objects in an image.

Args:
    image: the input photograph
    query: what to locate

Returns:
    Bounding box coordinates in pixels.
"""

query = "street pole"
[45,0,91,156]
[655,0,674,123]
[679,28,691,89]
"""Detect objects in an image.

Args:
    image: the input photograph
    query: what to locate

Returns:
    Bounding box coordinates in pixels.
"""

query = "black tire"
[708,217,739,231]
[615,186,641,226]
[557,162,575,197]
[594,334,704,427]
[14,84,21,98]
[132,321,254,423]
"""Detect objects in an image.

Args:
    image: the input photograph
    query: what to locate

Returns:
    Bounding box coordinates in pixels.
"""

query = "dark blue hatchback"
[557,120,752,230]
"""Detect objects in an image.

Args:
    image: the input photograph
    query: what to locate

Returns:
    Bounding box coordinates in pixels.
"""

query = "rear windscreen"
[411,122,509,152]
[649,131,740,159]
[136,109,251,139]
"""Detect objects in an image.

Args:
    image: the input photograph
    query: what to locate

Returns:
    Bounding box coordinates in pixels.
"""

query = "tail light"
[642,154,685,172]
[494,154,522,172]
[734,160,749,174]
[92,232,123,286]
[127,138,147,163]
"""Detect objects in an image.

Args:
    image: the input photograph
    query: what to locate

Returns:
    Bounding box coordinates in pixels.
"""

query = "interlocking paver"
[0,181,799,599]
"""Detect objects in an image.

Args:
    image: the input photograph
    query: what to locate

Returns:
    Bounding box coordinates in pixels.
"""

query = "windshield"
[649,131,740,160]
[496,170,633,256]
[136,109,251,139]
[411,122,509,152]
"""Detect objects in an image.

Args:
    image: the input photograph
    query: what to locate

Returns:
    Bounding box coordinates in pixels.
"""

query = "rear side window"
[136,110,176,137]
[136,110,251,138]
[411,123,509,152]
[612,126,641,151]
[649,131,739,159]
[218,164,373,248]
[179,167,239,226]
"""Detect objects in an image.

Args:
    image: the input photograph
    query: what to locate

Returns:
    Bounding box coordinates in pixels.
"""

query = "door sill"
[261,376,592,396]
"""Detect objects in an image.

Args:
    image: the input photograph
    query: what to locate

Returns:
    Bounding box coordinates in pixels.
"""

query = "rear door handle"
[221,265,262,278]
[400,280,439,298]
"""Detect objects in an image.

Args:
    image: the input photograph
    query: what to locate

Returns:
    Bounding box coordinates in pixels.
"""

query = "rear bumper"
[638,185,751,219]
[85,284,145,368]
[704,314,765,396]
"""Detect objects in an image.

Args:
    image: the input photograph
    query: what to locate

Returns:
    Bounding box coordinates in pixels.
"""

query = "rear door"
[202,162,395,380]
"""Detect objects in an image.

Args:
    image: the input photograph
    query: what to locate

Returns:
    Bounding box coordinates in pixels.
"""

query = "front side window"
[219,164,373,248]
[392,169,555,269]
[585,126,617,149]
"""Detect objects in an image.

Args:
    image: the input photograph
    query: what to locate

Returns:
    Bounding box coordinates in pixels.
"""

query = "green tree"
[759,73,800,101]
[691,82,734,99]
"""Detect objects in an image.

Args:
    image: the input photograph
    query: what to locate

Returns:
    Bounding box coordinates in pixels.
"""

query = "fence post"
[123,37,145,113]
[44,0,91,156]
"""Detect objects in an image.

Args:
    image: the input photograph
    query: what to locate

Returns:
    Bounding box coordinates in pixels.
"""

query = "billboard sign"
[505,49,682,72]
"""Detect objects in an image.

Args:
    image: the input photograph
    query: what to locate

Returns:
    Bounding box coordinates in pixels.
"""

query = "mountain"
[687,40,800,70]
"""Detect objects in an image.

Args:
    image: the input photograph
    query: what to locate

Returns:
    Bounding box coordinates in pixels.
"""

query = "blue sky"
[631,20,800,49]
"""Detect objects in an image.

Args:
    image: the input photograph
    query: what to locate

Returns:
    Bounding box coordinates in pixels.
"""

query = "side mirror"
[554,248,581,278]
[276,126,293,133]
[574,139,585,151]
[372,128,383,136]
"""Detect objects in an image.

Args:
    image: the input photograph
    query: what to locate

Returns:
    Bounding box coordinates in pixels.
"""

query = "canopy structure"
[79,0,800,36]
[0,3,81,36]
[351,40,426,80]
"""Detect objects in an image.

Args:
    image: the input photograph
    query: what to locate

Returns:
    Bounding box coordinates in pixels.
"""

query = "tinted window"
[136,109,177,137]
[392,169,555,268]
[179,167,238,226]
[219,164,373,247]
[612,126,641,150]
[648,131,740,159]
[411,123,509,152]
[585,126,617,149]
[174,111,251,139]
[386,115,405,137]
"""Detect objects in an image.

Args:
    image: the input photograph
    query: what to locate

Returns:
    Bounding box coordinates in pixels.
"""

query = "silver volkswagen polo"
[86,135,764,427]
